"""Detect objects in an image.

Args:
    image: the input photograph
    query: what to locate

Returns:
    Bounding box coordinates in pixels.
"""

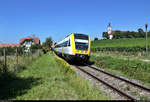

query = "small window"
[68,39,70,46]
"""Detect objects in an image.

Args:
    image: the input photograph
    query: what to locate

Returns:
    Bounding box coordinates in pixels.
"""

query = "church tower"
[107,23,113,39]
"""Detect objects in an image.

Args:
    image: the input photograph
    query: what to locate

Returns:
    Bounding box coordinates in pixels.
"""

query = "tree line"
[102,28,150,39]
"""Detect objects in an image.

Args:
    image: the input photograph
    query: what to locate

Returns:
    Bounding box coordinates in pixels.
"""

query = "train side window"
[68,39,70,46]
[63,41,67,47]
[62,42,65,47]
[61,43,63,47]
[63,42,65,47]
[64,42,65,47]
[65,41,68,47]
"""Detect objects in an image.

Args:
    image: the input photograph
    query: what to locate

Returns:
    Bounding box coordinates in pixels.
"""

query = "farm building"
[20,37,40,52]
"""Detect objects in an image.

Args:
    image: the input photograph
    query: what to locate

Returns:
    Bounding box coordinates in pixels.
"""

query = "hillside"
[91,38,150,52]
[92,38,150,48]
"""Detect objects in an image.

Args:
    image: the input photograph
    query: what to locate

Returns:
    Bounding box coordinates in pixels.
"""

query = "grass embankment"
[90,52,150,87]
[0,52,110,100]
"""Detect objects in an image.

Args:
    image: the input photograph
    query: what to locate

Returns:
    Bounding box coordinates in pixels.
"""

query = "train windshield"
[74,34,89,51]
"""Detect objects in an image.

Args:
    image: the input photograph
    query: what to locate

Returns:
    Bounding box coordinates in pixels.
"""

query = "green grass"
[0,52,110,100]
[92,38,150,48]
[90,52,150,87]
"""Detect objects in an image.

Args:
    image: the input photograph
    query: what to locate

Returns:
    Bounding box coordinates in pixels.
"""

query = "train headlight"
[80,55,84,58]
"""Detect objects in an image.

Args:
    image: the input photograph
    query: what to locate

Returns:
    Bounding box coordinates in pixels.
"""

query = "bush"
[94,37,98,41]
[42,47,50,54]
[91,46,147,52]
[30,44,42,50]
[0,60,3,73]
[0,47,23,56]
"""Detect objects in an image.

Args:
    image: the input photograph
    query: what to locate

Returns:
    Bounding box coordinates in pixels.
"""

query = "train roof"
[65,33,88,38]
[56,33,89,45]
[74,33,88,36]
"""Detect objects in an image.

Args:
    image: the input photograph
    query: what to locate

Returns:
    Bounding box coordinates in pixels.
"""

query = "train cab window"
[74,34,89,51]
[74,34,88,40]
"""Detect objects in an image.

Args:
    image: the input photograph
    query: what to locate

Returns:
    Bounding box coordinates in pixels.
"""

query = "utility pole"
[3,48,7,72]
[145,24,148,56]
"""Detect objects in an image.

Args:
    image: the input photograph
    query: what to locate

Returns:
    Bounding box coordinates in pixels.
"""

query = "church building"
[107,23,115,39]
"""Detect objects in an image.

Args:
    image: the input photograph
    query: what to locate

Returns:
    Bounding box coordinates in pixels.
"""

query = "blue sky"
[0,0,150,43]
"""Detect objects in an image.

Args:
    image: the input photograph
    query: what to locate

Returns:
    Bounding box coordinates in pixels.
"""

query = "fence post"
[27,50,29,60]
[16,48,18,65]
[3,48,7,72]
[38,49,41,56]
[31,49,33,60]
[22,48,24,62]
[38,49,40,56]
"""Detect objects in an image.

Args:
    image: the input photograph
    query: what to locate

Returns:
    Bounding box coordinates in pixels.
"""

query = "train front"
[72,34,91,62]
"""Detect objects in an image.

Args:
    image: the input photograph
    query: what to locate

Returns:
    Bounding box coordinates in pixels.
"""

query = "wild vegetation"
[90,51,150,88]
[0,49,42,74]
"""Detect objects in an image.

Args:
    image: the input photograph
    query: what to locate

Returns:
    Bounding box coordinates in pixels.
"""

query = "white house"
[20,37,40,52]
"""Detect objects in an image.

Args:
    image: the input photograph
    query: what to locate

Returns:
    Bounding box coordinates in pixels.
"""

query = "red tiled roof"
[0,44,20,48]
[20,37,40,44]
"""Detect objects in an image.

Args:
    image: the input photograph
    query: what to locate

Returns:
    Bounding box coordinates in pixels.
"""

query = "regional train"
[53,33,91,62]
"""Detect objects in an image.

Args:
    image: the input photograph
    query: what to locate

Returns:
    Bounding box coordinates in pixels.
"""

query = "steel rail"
[83,63,150,93]
[75,65,136,101]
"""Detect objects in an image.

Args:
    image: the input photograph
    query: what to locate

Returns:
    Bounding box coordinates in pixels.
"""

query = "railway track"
[84,63,150,92]
[74,63,150,101]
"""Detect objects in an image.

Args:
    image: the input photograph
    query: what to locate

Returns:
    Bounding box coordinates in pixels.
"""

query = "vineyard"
[91,38,150,53]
